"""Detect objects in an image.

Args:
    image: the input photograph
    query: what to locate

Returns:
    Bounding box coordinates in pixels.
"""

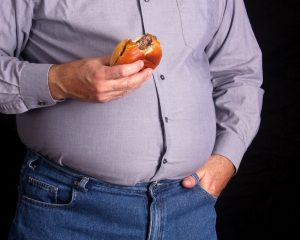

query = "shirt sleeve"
[205,0,264,170]
[0,0,56,114]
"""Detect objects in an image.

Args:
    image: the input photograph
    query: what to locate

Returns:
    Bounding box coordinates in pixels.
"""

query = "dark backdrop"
[1,1,298,239]
[216,0,299,239]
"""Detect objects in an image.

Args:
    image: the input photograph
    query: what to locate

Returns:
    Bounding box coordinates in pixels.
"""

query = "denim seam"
[158,197,165,240]
[21,187,77,209]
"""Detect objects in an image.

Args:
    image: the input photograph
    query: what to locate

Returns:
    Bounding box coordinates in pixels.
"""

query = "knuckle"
[95,82,107,93]
[120,79,129,89]
[129,82,138,89]
[106,66,121,80]
[95,84,103,93]
[113,70,122,79]
[103,66,113,79]
[126,80,134,89]
[82,59,92,69]
[119,67,128,77]
[92,69,104,81]
[96,94,107,102]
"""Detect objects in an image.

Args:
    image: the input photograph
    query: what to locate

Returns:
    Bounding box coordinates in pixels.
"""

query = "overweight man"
[0,0,263,239]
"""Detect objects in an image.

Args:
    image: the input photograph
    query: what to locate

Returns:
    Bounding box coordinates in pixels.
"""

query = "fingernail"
[139,61,144,69]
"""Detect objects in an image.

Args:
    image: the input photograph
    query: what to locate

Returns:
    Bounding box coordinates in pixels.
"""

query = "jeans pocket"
[21,174,77,208]
[196,184,218,202]
[20,155,77,208]
[176,0,216,49]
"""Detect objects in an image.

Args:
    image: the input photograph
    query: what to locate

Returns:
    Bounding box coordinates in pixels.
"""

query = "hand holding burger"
[110,33,162,69]
[48,34,160,103]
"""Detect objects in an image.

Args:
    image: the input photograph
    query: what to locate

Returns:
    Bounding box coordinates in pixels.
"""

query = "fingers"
[74,57,152,102]
[94,90,127,103]
[104,60,145,79]
[92,67,152,102]
[108,68,153,92]
[181,170,204,188]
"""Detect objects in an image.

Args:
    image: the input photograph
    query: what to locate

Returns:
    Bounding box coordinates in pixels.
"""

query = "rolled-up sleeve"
[206,0,264,170]
[0,0,56,114]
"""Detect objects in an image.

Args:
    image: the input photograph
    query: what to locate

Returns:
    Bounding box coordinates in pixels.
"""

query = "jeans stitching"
[27,176,59,193]
[21,185,77,209]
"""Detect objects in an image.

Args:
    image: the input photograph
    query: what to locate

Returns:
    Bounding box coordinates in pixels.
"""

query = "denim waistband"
[23,149,183,194]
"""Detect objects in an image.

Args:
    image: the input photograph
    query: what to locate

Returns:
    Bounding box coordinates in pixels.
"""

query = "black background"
[0,1,299,239]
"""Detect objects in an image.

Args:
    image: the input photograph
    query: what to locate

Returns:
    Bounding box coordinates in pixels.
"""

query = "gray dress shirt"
[0,0,263,185]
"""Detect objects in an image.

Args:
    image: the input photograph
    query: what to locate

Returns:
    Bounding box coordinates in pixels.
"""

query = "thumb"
[181,170,204,189]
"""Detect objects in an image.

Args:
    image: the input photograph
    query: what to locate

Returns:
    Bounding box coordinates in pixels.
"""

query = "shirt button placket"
[158,72,168,168]
[139,1,169,178]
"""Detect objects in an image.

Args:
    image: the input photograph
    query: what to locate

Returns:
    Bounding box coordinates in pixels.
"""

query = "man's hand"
[48,56,153,102]
[181,154,235,198]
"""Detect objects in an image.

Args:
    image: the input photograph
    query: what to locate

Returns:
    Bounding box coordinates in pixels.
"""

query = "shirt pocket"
[176,0,216,49]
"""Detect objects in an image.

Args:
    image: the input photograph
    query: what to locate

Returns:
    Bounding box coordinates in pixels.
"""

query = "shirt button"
[160,74,165,80]
[165,117,169,123]
[38,100,46,106]
[162,158,168,164]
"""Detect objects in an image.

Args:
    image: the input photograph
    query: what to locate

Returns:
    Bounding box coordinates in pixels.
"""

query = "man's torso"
[17,0,220,185]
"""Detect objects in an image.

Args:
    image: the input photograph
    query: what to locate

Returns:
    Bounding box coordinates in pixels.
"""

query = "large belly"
[17,79,164,185]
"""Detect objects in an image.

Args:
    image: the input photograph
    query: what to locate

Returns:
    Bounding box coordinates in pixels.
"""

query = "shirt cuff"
[212,132,247,171]
[20,63,57,110]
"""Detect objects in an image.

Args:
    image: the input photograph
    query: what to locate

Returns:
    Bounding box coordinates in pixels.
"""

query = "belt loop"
[74,177,89,192]
[27,154,40,170]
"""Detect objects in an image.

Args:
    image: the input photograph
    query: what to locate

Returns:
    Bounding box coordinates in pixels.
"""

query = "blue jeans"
[9,150,217,240]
